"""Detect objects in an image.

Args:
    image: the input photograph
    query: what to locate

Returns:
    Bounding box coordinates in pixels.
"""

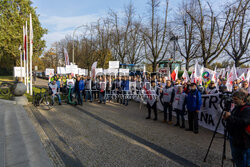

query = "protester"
[162,80,175,124]
[75,76,84,105]
[172,86,187,128]
[145,81,158,121]
[49,80,61,105]
[186,83,202,134]
[85,76,93,102]
[205,81,218,94]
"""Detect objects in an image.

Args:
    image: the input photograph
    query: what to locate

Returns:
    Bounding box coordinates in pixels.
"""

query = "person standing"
[145,81,158,120]
[224,91,250,167]
[85,76,92,102]
[173,86,187,128]
[75,76,84,105]
[162,80,175,124]
[186,83,202,134]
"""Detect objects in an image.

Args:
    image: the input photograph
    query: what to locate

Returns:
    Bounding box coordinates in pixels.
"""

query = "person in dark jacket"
[186,83,202,134]
[75,76,84,105]
[121,76,129,106]
[224,91,250,167]
[85,76,92,102]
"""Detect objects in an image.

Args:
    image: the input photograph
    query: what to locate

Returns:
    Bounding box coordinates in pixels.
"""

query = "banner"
[156,94,225,134]
[78,69,88,76]
[95,68,103,76]
[45,68,54,76]
[14,67,25,77]
[119,69,129,76]
[109,61,120,69]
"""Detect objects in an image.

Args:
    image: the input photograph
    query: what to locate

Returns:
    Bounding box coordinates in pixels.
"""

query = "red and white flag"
[226,65,237,91]
[182,69,189,83]
[91,61,97,78]
[64,48,70,65]
[171,67,178,81]
[238,73,245,81]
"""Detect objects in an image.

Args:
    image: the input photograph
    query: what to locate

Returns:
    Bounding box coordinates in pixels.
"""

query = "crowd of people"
[47,72,249,167]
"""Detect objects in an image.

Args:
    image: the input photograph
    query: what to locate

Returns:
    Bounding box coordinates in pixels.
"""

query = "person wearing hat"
[205,81,218,94]
[186,83,202,134]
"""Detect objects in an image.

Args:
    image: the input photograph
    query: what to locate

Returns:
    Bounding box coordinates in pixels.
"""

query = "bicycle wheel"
[41,95,52,110]
[34,93,41,107]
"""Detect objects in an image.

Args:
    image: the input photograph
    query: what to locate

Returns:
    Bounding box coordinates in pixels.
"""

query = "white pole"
[29,13,33,95]
[26,21,29,94]
[19,46,22,82]
[23,25,26,86]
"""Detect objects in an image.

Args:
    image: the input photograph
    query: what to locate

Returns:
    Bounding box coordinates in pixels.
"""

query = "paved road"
[25,99,233,167]
[0,100,53,167]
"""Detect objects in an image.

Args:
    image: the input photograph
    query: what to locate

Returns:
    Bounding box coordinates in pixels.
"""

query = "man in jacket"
[85,76,92,102]
[186,83,202,134]
[75,76,84,105]
[121,76,130,106]
[224,91,250,167]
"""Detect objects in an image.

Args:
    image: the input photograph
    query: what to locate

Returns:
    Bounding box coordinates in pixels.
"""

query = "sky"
[32,0,226,50]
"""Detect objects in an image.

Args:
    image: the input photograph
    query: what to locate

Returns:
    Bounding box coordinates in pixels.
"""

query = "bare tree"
[187,0,244,67]
[142,0,170,72]
[225,0,250,67]
[175,0,201,70]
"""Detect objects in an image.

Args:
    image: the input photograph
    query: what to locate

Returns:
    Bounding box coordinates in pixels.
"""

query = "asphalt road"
[25,99,233,167]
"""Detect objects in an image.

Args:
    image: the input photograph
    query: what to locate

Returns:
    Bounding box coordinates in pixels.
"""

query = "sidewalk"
[0,100,53,167]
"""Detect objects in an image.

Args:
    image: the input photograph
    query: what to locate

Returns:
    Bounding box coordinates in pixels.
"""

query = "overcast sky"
[32,0,227,50]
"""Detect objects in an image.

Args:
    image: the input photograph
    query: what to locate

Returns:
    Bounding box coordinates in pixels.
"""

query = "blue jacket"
[79,80,84,91]
[56,81,60,88]
[186,89,202,112]
[122,80,129,91]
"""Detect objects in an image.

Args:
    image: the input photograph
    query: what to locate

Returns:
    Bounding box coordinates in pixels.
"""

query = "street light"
[170,35,178,61]
[72,25,85,64]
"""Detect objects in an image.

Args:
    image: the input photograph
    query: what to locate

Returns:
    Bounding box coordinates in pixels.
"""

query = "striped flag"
[64,48,70,65]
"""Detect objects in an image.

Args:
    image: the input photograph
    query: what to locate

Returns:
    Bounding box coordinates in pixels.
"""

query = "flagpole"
[19,45,23,82]
[29,14,33,95]
[23,25,26,86]
[26,21,29,94]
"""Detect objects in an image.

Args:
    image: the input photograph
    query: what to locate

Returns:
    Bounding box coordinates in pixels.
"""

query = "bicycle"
[33,86,53,110]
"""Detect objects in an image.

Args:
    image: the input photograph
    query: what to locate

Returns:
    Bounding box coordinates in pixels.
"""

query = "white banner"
[57,67,66,74]
[14,67,25,77]
[66,64,78,74]
[156,93,225,134]
[45,68,54,76]
[95,68,103,76]
[109,61,120,69]
[119,69,129,76]
[78,69,88,76]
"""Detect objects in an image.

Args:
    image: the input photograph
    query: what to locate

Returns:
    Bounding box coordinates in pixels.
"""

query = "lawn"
[0,76,14,81]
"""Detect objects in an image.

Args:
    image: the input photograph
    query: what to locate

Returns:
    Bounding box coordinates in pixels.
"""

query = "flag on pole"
[29,13,33,95]
[26,21,29,93]
[23,25,26,85]
[91,61,97,78]
[238,73,245,81]
[226,65,237,91]
[171,67,178,81]
[64,48,70,65]
[182,69,189,83]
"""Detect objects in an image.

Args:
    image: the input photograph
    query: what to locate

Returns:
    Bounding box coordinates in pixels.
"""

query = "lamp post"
[170,35,178,61]
[72,25,85,64]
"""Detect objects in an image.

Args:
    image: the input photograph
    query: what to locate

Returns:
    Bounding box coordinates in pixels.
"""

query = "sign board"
[109,61,120,69]
[95,68,103,76]
[14,67,25,77]
[45,68,54,76]
[35,66,38,71]
[78,69,88,76]
[119,69,129,76]
[66,64,78,74]
[108,68,118,75]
